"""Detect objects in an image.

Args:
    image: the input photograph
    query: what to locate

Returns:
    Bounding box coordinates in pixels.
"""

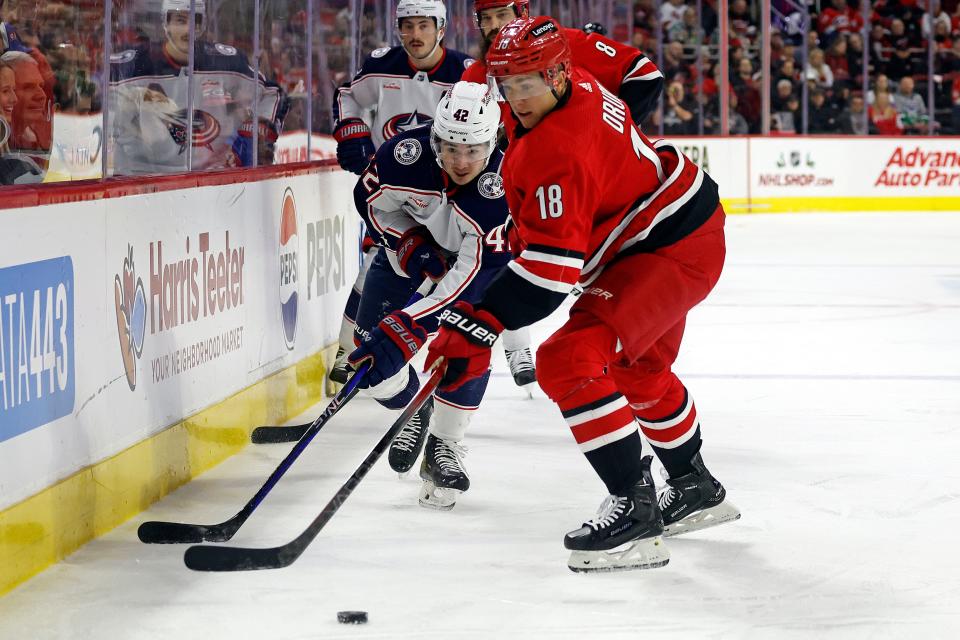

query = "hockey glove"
[424,302,503,392]
[229,118,280,167]
[396,226,448,281]
[334,117,375,174]
[348,311,427,388]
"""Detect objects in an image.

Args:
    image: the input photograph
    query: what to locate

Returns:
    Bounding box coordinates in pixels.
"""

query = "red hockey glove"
[348,312,427,388]
[396,226,448,282]
[424,302,503,392]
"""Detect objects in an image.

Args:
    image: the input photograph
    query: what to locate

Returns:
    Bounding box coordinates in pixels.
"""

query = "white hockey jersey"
[335,45,473,149]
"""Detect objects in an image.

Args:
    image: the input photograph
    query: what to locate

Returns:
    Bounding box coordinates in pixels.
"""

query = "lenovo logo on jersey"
[439,309,498,346]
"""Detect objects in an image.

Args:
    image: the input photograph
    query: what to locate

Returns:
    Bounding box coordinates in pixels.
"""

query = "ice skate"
[328,347,350,384]
[505,347,537,396]
[565,456,670,572]
[658,452,741,537]
[418,434,469,510]
[388,397,433,475]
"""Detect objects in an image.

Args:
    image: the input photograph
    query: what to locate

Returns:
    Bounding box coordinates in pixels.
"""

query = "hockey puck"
[337,611,368,624]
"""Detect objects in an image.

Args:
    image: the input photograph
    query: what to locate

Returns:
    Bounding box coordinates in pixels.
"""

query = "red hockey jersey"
[479,68,719,330]
[462,27,662,129]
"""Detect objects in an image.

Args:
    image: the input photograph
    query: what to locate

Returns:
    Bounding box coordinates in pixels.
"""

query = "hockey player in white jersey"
[109,0,284,175]
[344,82,510,509]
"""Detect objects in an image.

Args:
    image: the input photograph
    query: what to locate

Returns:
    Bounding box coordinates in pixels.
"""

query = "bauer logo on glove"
[439,308,499,346]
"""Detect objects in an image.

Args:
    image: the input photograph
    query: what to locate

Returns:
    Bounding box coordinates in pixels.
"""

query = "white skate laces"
[505,348,534,374]
[393,413,424,453]
[585,495,630,531]
[434,439,467,473]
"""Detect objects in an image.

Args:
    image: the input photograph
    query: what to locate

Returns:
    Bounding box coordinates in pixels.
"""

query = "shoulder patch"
[477,172,504,199]
[464,57,476,69]
[394,138,422,165]
[371,47,390,58]
[110,50,137,64]
[215,43,238,56]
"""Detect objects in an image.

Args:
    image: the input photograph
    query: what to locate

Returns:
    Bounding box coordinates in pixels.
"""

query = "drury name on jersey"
[109,42,281,175]
[335,46,473,149]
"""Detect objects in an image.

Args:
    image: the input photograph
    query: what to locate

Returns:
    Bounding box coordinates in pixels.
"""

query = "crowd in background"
[0,0,958,186]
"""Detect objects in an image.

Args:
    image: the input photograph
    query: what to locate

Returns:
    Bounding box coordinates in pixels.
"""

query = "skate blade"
[568,536,670,573]
[418,480,460,511]
[663,500,741,538]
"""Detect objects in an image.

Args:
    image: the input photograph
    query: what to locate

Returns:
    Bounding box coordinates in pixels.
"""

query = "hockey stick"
[250,279,436,444]
[183,362,446,571]
[136,362,370,544]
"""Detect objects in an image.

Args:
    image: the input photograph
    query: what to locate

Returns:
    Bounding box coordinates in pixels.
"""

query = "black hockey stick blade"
[250,422,311,444]
[138,368,367,546]
[137,516,241,544]
[183,364,445,572]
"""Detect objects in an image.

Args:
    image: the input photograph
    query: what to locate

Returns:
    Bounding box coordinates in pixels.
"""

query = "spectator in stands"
[805,47,834,89]
[773,92,799,133]
[825,36,850,84]
[728,0,756,46]
[0,52,43,183]
[892,75,929,132]
[667,8,699,47]
[808,88,839,132]
[0,55,14,133]
[885,18,919,80]
[660,0,687,33]
[846,32,865,82]
[816,0,864,39]
[867,73,891,105]
[922,0,951,39]
[662,40,690,82]
[1,51,51,159]
[839,93,868,134]
[772,78,794,111]
[775,57,798,87]
[728,91,750,134]
[869,90,903,134]
[663,80,696,135]
[733,56,761,132]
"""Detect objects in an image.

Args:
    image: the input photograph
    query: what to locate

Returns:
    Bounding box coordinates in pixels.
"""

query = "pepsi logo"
[279,188,299,350]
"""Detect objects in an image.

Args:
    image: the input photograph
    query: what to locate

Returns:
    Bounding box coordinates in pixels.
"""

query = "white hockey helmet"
[396,0,447,32]
[431,81,501,167]
[162,0,206,27]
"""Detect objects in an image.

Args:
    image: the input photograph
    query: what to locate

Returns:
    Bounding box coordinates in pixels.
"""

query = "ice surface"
[1,213,958,638]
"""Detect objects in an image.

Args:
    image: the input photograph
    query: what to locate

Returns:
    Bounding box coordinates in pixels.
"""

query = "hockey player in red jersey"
[462,0,663,126]
[425,17,740,572]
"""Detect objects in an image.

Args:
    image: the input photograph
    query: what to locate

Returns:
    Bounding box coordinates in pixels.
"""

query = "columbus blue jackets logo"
[113,245,147,391]
[394,139,422,165]
[478,172,504,199]
[279,188,299,350]
[158,108,221,153]
[382,110,433,141]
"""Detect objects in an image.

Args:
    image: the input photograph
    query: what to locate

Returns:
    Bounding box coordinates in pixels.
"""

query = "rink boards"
[668,136,960,213]
[0,164,360,594]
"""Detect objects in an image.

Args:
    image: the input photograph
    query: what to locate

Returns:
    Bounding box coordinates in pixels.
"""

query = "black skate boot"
[505,347,537,388]
[418,433,469,510]
[388,397,433,474]
[328,347,350,384]
[565,456,670,572]
[657,452,741,537]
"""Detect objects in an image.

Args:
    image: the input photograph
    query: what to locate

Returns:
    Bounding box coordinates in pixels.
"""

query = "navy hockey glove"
[397,226,448,281]
[424,302,503,392]
[229,118,280,167]
[348,312,427,388]
[334,118,375,174]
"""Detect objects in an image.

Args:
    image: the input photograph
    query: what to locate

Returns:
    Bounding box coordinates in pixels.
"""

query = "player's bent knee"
[536,334,594,402]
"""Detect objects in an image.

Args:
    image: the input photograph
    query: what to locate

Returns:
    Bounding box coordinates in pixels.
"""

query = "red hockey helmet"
[486,16,571,100]
[473,0,529,27]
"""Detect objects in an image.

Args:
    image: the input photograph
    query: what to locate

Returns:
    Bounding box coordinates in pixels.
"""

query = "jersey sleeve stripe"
[508,260,577,293]
[518,249,585,269]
